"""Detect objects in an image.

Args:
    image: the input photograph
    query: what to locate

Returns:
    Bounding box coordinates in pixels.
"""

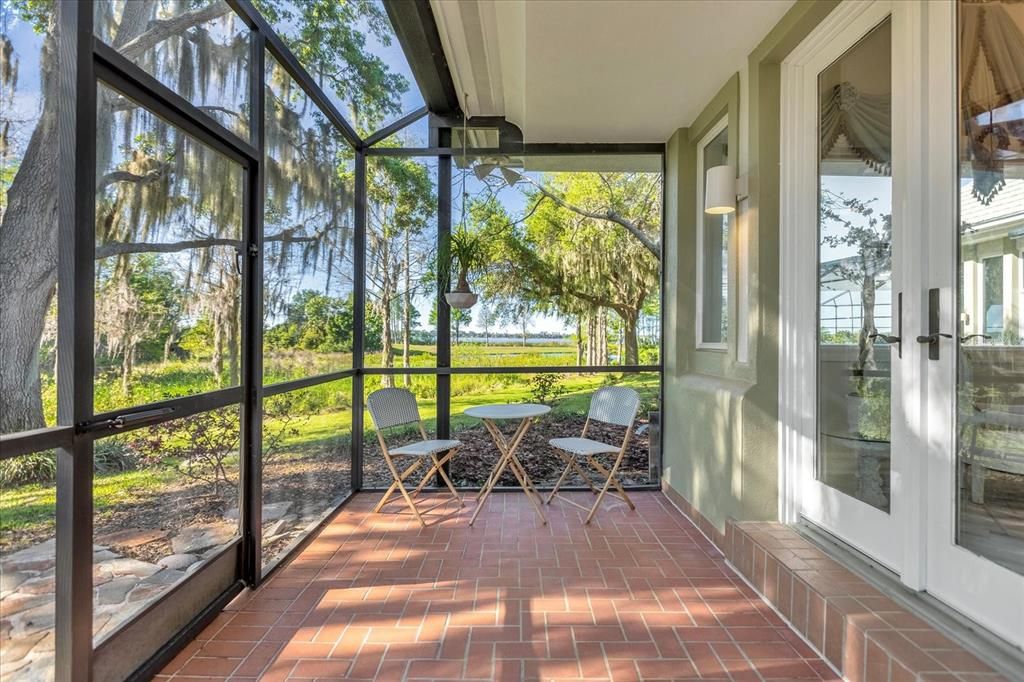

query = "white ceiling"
[431,0,795,144]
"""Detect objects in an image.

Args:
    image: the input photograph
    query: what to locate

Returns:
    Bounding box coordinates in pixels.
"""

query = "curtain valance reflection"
[961,1,1024,205]
[821,82,892,176]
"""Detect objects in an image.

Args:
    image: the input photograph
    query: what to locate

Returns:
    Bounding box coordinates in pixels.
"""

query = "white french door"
[781,0,914,573]
[921,0,1024,649]
[782,0,1024,646]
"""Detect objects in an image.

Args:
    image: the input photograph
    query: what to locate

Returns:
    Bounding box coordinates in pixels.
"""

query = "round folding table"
[464,403,551,525]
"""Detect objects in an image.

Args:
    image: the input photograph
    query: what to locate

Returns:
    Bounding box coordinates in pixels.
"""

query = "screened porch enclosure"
[0,1,663,680]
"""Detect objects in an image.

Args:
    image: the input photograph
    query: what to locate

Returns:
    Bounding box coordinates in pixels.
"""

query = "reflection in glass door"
[816,18,894,513]
[921,0,1024,648]
[784,0,904,572]
[957,0,1024,579]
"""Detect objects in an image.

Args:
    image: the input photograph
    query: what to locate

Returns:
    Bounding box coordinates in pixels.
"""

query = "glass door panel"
[957,0,1024,578]
[792,1,903,572]
[817,19,894,512]
[921,0,1024,648]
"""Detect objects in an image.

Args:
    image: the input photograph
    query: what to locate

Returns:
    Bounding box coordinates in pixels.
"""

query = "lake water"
[457,336,573,346]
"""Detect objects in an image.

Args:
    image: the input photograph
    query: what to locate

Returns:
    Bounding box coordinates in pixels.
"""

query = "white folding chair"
[366,388,462,526]
[546,386,641,524]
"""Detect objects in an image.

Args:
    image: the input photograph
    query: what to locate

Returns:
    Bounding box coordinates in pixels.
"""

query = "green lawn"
[5,345,658,546]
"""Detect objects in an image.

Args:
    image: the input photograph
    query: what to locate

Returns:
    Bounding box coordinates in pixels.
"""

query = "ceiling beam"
[383,0,462,117]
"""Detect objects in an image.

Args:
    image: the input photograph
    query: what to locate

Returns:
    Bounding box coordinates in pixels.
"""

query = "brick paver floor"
[157,491,838,681]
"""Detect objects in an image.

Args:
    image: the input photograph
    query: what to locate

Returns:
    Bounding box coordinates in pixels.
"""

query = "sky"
[819,174,894,333]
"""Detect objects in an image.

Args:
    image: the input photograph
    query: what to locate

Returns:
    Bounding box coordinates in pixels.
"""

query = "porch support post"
[55,2,95,679]
[436,126,453,484]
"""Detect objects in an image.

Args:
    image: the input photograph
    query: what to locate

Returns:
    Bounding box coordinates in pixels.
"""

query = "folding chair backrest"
[367,388,421,430]
[587,386,641,428]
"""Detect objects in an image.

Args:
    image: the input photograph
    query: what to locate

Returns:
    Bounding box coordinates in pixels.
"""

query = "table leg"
[469,417,548,526]
[476,418,508,499]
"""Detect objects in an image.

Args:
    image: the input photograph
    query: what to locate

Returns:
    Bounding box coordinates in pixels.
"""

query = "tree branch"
[95,227,327,259]
[119,3,233,61]
[519,175,661,258]
[97,169,165,193]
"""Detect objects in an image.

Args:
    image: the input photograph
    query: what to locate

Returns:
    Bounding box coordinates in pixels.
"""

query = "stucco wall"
[662,0,841,533]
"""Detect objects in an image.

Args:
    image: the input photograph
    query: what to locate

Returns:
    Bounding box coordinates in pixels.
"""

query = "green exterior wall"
[662,0,841,533]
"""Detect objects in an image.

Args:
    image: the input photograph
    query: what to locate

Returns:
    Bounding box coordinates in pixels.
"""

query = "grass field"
[3,344,659,547]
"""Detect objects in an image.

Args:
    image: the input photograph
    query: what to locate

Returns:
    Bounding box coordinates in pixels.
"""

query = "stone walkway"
[1,521,239,681]
[1,496,348,681]
[157,491,838,681]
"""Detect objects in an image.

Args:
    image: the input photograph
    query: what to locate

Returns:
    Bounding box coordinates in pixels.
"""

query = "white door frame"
[781,0,1024,645]
[921,0,1024,649]
[779,0,927,579]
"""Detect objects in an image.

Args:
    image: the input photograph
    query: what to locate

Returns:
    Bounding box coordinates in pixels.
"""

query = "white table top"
[464,403,551,420]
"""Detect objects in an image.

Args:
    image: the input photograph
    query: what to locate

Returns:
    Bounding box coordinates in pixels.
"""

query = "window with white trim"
[697,119,730,348]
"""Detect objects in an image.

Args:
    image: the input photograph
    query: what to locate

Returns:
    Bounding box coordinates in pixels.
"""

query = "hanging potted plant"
[443,226,485,309]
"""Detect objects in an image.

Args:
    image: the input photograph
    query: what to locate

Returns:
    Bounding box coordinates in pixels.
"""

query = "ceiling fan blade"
[499,167,522,186]
[473,163,496,181]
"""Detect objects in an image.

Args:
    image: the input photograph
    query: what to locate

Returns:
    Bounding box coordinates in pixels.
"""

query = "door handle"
[869,292,903,358]
[960,334,991,343]
[919,287,950,360]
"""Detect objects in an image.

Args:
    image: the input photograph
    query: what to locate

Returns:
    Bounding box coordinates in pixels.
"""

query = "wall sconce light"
[704,165,736,214]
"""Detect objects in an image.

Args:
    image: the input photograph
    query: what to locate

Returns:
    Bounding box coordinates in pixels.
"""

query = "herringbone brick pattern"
[157,492,837,681]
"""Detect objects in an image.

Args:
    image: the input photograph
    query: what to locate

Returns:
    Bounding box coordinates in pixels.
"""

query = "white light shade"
[704,165,736,214]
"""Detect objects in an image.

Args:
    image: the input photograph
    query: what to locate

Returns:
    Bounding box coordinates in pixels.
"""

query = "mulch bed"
[362,414,653,489]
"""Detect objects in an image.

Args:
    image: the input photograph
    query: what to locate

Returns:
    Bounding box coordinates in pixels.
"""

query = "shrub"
[0,451,56,486]
[94,439,139,474]
[529,373,567,406]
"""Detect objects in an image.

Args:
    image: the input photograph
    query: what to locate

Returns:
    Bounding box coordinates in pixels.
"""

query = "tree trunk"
[597,308,608,365]
[576,318,584,366]
[379,287,394,389]
[586,312,595,366]
[212,318,224,386]
[0,24,58,433]
[622,311,640,366]
[380,301,393,388]
[0,1,233,433]
[163,327,177,364]
[402,229,411,387]
[121,343,135,396]
[228,293,239,385]
[858,276,877,373]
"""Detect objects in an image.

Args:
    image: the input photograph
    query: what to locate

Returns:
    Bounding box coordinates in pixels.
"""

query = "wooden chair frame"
[371,410,462,528]
[546,415,637,524]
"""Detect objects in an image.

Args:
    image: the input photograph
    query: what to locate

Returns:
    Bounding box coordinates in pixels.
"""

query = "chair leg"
[373,480,400,513]
[382,454,426,527]
[375,459,424,512]
[411,459,438,496]
[571,459,597,493]
[433,450,463,505]
[585,450,629,524]
[545,453,574,505]
[588,456,635,510]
